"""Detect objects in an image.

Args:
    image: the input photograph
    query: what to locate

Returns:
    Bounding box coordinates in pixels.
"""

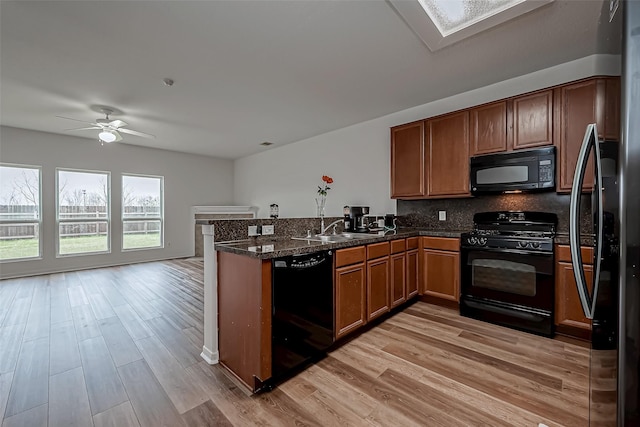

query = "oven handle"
[461,246,553,258]
[569,123,599,319]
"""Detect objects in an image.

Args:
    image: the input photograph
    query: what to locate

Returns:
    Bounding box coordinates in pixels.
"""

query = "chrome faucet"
[320,218,343,235]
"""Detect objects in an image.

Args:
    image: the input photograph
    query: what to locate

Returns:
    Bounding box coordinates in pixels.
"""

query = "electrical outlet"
[438,211,446,221]
[248,225,260,236]
[262,225,274,235]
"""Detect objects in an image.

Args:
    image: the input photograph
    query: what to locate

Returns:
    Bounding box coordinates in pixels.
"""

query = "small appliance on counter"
[345,206,370,232]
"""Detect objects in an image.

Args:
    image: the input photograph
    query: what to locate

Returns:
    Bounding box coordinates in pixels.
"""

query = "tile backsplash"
[397,192,592,234]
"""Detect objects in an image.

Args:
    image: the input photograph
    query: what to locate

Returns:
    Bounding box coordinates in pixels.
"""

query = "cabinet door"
[426,111,470,197]
[555,79,603,192]
[335,263,366,340]
[470,101,508,156]
[391,121,425,198]
[423,249,460,302]
[555,261,593,331]
[512,89,553,150]
[406,249,419,299]
[367,257,390,321]
[390,252,406,308]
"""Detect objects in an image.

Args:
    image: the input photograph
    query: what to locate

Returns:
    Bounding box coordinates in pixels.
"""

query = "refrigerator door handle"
[590,136,604,317]
[569,124,597,319]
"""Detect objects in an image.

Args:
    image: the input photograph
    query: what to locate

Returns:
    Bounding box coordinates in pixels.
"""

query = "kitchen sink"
[291,232,376,243]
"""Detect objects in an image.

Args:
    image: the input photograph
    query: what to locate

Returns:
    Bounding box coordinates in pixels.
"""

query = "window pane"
[59,222,109,255]
[57,169,110,255]
[123,220,161,249]
[0,165,41,260]
[123,175,163,250]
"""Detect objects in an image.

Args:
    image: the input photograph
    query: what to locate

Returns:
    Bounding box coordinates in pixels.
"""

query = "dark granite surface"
[196,217,344,242]
[397,191,592,235]
[214,228,465,259]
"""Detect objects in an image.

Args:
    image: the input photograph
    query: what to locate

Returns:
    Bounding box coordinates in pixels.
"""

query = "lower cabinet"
[555,244,594,339]
[406,237,419,299]
[335,247,367,340]
[366,242,391,321]
[334,238,419,340]
[422,237,460,303]
[335,263,366,339]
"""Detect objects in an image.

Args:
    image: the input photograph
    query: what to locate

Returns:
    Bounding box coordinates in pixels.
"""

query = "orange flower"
[323,176,334,184]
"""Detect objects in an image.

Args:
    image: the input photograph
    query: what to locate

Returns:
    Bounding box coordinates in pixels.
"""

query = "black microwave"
[470,146,555,194]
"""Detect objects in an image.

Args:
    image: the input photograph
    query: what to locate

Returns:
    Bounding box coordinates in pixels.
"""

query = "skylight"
[388,0,554,51]
[418,0,526,37]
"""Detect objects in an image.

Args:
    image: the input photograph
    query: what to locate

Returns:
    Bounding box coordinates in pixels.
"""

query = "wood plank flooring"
[0,259,590,426]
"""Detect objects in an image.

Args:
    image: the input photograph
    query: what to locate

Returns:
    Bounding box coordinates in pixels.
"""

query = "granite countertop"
[214,228,466,259]
[554,232,595,247]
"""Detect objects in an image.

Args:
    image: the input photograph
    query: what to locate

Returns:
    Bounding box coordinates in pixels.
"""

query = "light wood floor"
[0,259,590,427]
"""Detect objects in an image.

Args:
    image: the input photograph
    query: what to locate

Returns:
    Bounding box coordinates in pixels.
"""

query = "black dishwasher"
[272,250,334,381]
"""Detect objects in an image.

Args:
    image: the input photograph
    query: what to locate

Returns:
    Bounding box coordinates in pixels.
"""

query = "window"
[57,169,110,256]
[122,174,163,250]
[0,164,41,261]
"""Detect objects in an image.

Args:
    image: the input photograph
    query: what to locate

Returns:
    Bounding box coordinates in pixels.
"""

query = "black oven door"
[460,246,555,336]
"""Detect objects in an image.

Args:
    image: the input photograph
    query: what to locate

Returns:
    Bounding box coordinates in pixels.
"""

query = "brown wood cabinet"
[426,111,470,197]
[406,237,419,299]
[470,101,508,155]
[555,244,595,340]
[366,242,390,321]
[390,121,425,198]
[367,256,390,321]
[421,237,460,303]
[335,262,366,340]
[217,251,272,391]
[512,89,553,150]
[390,240,407,308]
[554,77,620,193]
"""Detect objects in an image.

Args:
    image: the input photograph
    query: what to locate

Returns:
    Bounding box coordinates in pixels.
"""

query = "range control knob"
[468,237,477,246]
[531,241,540,249]
[478,237,487,246]
[517,241,528,249]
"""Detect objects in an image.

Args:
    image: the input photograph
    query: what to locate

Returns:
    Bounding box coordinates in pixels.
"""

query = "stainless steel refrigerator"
[569,1,639,425]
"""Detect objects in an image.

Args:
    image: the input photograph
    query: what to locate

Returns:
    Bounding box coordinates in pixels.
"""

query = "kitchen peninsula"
[201,222,463,392]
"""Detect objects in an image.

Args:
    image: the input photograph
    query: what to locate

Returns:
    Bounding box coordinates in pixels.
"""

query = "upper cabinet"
[470,101,508,155]
[390,121,425,198]
[469,90,553,156]
[390,112,470,199]
[390,76,620,199]
[512,89,554,150]
[426,111,470,197]
[554,77,620,192]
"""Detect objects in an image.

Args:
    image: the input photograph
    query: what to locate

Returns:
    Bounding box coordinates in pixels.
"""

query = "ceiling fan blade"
[108,119,127,128]
[56,115,92,123]
[64,126,101,131]
[118,128,155,139]
[113,130,123,142]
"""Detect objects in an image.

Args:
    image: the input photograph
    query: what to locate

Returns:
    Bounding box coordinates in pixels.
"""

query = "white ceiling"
[0,1,619,159]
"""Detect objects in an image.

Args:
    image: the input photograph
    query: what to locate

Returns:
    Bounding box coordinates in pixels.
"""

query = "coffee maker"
[345,206,370,233]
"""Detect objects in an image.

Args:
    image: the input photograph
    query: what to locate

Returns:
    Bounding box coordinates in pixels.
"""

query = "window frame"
[55,167,111,257]
[0,163,43,262]
[121,173,164,252]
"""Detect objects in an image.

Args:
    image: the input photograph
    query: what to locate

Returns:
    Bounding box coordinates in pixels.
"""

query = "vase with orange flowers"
[315,175,333,217]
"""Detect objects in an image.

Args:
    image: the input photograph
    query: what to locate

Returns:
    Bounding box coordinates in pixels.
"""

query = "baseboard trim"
[201,346,219,365]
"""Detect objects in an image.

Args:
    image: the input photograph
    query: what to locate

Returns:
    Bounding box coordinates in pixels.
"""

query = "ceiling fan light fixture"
[98,130,117,143]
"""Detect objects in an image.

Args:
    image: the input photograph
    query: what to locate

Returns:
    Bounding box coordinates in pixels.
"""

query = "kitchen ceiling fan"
[57,106,155,144]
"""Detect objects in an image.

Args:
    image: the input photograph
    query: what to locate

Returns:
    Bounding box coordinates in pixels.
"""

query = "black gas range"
[460,211,557,337]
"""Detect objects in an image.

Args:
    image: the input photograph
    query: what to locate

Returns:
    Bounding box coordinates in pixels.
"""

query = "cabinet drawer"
[335,246,366,268]
[406,237,419,250]
[556,245,594,264]
[367,242,390,260]
[391,239,406,254]
[422,236,460,252]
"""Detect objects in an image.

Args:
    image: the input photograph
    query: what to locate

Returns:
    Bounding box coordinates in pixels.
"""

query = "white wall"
[234,54,621,218]
[0,126,234,278]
